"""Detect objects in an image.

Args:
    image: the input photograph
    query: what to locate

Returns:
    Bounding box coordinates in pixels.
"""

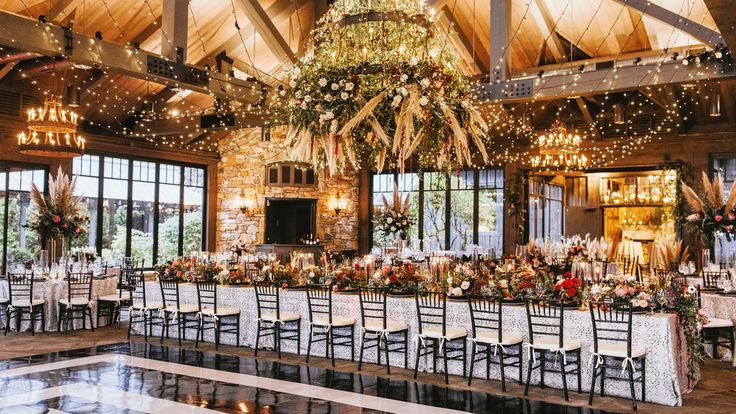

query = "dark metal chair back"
[468,295,503,342]
[130,271,150,308]
[7,272,34,304]
[525,298,565,348]
[306,284,333,324]
[415,291,447,336]
[621,256,638,276]
[359,287,387,330]
[196,281,218,313]
[245,261,260,280]
[589,302,634,357]
[67,272,93,302]
[159,278,181,310]
[590,259,608,284]
[703,271,725,289]
[254,282,281,320]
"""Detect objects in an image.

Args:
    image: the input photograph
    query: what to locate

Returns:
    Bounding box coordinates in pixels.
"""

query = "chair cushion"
[589,342,646,359]
[164,304,199,314]
[98,292,131,302]
[313,315,355,327]
[11,299,45,307]
[420,326,467,340]
[473,330,523,346]
[132,302,163,311]
[260,311,300,322]
[532,335,582,351]
[0,298,7,305]
[704,317,734,329]
[200,307,241,317]
[59,298,91,306]
[364,320,409,333]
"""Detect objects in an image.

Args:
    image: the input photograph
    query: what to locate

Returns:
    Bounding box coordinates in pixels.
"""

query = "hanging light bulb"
[613,104,626,125]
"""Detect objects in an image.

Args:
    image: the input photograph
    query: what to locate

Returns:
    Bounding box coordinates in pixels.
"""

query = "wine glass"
[648,297,657,314]
[688,261,696,275]
[535,282,546,298]
[656,290,668,313]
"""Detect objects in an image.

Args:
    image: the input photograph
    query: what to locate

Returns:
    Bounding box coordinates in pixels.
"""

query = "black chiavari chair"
[703,271,726,289]
[358,287,409,374]
[159,278,199,345]
[305,284,355,367]
[58,271,94,332]
[413,290,467,384]
[523,299,582,401]
[254,282,301,358]
[588,302,647,410]
[4,272,45,335]
[97,264,134,328]
[621,256,639,276]
[467,295,523,391]
[127,271,163,342]
[697,286,735,361]
[195,281,241,350]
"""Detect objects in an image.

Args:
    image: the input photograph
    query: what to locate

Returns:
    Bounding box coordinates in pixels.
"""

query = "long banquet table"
[0,275,119,332]
[131,281,693,406]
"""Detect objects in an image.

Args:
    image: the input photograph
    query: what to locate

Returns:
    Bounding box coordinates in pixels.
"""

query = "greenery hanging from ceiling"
[277,0,490,175]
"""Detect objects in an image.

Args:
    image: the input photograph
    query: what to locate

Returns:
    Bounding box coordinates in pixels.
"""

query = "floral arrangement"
[671,281,708,382]
[216,266,250,285]
[328,263,365,291]
[372,262,422,294]
[303,265,326,284]
[444,262,487,296]
[375,188,414,238]
[155,258,194,281]
[589,274,650,309]
[264,263,301,288]
[567,244,588,260]
[682,172,736,245]
[27,167,89,242]
[195,261,225,281]
[553,272,582,303]
[279,0,489,175]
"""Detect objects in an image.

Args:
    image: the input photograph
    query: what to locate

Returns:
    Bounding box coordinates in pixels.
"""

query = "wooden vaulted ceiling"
[0,0,728,142]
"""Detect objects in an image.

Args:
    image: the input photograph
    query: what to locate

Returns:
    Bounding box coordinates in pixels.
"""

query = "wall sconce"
[331,197,349,216]
[237,196,257,214]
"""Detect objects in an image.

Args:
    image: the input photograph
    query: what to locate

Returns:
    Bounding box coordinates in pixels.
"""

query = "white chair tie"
[469,338,507,357]
[196,311,220,328]
[552,349,567,367]
[415,334,446,354]
[588,352,604,369]
[6,304,14,313]
[360,327,390,348]
[257,317,283,328]
[621,356,637,374]
[522,342,537,363]
[309,321,332,335]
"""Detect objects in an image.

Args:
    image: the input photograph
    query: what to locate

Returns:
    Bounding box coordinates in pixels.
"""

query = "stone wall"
[216,128,359,252]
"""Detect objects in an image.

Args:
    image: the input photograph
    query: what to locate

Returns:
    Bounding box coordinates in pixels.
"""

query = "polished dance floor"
[0,342,620,414]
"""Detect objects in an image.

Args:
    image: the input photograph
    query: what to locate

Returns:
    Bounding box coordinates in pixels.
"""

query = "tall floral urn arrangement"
[27,167,89,260]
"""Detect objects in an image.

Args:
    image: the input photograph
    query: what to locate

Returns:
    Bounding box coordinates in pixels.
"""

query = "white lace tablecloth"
[0,276,119,332]
[131,282,692,406]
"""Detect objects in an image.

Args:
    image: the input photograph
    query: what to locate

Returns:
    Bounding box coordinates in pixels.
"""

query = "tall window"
[370,169,504,253]
[72,154,207,266]
[528,178,564,240]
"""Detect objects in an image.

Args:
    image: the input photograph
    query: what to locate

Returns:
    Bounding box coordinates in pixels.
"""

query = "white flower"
[318,78,328,87]
[499,280,508,289]
[279,90,286,96]
[324,94,333,102]
[451,287,463,296]
[330,120,338,134]
[460,281,470,290]
[687,285,697,295]
[293,67,301,75]
[390,226,396,232]
[300,102,308,109]
[386,217,393,224]
[686,213,700,222]
[409,57,418,66]
[309,271,315,278]
[400,74,408,82]
[295,90,302,98]
[590,284,601,296]
[345,82,354,91]
[331,83,340,90]
[421,78,430,88]
[419,96,429,106]
[289,80,297,88]
[391,95,403,107]
[400,87,408,96]
[304,95,312,102]
[341,92,349,100]
[384,278,391,286]
[325,111,334,120]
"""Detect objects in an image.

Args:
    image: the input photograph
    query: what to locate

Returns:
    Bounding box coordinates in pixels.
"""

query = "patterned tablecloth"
[700,293,736,364]
[0,276,119,332]
[131,282,692,406]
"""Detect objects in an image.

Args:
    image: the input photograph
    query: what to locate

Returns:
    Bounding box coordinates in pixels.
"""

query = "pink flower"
[698,309,706,317]
[715,215,723,222]
[615,286,629,297]
[729,213,735,221]
[52,215,61,223]
[727,225,734,232]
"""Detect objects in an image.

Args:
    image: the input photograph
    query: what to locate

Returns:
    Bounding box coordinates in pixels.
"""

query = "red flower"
[566,287,576,298]
[563,271,573,278]
[389,275,398,283]
[52,215,61,223]
[354,263,361,270]
[715,215,723,222]
[337,272,344,280]
[573,278,582,288]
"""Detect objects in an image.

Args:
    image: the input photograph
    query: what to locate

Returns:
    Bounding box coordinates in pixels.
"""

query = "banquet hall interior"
[2,0,736,413]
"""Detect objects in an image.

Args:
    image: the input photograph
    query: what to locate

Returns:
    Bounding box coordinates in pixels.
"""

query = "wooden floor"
[1,326,735,413]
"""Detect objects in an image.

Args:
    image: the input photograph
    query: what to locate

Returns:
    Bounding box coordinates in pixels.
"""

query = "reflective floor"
[0,342,620,414]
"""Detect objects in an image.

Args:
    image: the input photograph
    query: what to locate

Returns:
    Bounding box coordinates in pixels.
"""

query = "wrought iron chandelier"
[529,121,588,173]
[18,95,85,158]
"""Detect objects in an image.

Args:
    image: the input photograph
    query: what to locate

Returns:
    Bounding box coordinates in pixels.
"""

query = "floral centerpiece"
[216,265,251,285]
[588,274,654,310]
[552,272,582,304]
[372,262,422,295]
[444,262,487,297]
[27,167,89,250]
[567,244,588,260]
[328,263,365,292]
[264,263,302,288]
[194,261,225,281]
[681,172,736,246]
[155,258,194,281]
[375,188,414,239]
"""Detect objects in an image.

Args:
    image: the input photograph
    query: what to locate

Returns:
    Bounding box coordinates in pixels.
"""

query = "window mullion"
[95,156,104,255]
[125,161,133,260]
[152,163,160,266]
[178,167,185,256]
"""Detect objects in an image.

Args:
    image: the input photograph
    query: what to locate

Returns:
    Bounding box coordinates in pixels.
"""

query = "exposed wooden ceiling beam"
[0,61,18,80]
[437,5,488,74]
[132,16,163,47]
[611,0,724,48]
[703,0,736,48]
[0,10,263,104]
[490,0,511,82]
[46,0,84,24]
[161,0,188,62]
[237,0,297,65]
[530,0,566,64]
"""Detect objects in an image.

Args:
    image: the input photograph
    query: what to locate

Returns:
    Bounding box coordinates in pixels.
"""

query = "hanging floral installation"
[375,187,414,238]
[279,0,490,175]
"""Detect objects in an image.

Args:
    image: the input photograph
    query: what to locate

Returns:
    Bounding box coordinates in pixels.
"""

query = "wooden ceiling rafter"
[237,0,297,66]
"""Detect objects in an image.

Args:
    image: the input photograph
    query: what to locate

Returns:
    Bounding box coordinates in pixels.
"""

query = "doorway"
[265,198,317,244]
